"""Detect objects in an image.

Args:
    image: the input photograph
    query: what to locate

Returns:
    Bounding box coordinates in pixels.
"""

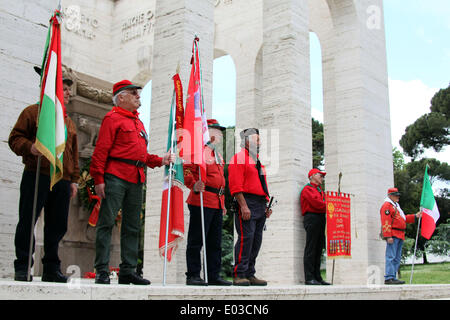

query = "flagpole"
[27,156,42,282]
[163,91,177,286]
[409,213,422,284]
[198,169,208,285]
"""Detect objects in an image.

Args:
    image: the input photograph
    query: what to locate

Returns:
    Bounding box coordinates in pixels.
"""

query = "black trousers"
[14,170,71,273]
[303,212,326,282]
[234,194,266,278]
[186,205,223,280]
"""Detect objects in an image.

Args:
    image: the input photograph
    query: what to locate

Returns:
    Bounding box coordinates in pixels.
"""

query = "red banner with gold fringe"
[326,192,351,258]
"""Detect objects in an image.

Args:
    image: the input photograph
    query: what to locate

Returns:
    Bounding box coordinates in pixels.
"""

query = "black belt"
[204,186,225,196]
[109,157,146,168]
[392,227,406,231]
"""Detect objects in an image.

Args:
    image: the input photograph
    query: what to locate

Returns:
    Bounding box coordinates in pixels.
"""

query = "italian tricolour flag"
[35,11,67,190]
[420,165,440,239]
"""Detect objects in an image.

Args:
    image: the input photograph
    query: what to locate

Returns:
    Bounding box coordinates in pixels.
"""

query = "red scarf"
[112,106,139,119]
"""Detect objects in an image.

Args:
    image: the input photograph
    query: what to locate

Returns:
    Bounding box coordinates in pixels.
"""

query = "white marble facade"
[0,0,392,285]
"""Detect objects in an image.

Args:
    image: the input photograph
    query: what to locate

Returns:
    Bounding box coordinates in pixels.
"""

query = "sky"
[140,0,449,170]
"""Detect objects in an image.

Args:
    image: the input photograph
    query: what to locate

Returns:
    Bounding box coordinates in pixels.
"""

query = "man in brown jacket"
[8,71,79,282]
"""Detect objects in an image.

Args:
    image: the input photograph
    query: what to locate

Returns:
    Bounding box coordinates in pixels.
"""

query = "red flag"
[180,37,210,181]
[158,74,185,262]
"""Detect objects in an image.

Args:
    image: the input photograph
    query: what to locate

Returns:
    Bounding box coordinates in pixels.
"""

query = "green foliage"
[312,118,324,168]
[426,222,450,257]
[400,84,450,159]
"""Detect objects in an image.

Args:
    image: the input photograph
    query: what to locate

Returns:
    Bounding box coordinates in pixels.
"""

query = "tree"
[400,84,450,159]
[394,153,450,263]
[312,118,324,168]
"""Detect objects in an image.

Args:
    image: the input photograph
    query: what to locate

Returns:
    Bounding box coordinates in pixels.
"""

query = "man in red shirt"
[300,168,330,285]
[228,128,272,286]
[183,119,231,286]
[90,80,174,285]
[380,188,421,284]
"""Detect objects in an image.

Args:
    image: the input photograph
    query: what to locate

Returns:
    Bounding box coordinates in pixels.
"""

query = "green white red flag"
[35,10,67,190]
[420,165,440,239]
[159,74,185,262]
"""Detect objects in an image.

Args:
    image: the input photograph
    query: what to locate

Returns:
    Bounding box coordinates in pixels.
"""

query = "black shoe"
[42,270,69,283]
[385,278,405,285]
[95,271,110,284]
[15,271,32,282]
[208,277,232,286]
[305,279,322,285]
[319,280,331,285]
[186,276,207,286]
[118,272,151,285]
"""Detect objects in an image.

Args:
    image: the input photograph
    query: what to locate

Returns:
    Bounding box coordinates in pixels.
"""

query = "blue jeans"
[385,237,403,280]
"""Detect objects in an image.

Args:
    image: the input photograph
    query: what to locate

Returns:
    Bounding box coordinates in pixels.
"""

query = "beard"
[247,141,260,158]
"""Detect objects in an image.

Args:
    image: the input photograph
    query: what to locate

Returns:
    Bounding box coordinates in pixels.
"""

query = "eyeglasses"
[124,89,141,96]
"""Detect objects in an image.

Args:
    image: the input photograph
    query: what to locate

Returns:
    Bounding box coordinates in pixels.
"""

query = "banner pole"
[198,169,208,284]
[409,214,422,284]
[330,172,342,285]
[163,91,177,286]
[27,156,42,282]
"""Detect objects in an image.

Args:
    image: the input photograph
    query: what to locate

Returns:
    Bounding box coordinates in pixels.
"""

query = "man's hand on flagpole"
[415,211,422,219]
[162,152,176,166]
[95,183,106,199]
[30,143,42,156]
[70,183,78,199]
[193,180,205,193]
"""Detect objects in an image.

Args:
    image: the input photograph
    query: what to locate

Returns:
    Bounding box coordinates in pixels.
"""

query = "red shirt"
[300,183,326,215]
[183,145,225,209]
[228,148,269,200]
[90,106,162,185]
[380,201,415,240]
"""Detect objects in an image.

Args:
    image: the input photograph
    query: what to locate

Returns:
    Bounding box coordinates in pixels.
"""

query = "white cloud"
[388,78,437,147]
[388,78,449,164]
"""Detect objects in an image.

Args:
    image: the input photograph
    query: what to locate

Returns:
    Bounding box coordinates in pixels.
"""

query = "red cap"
[388,187,401,196]
[207,119,226,131]
[308,168,326,178]
[113,80,142,96]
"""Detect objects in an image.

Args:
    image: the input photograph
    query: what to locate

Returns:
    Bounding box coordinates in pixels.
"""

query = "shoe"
[14,271,32,282]
[208,277,232,286]
[319,280,331,285]
[95,271,110,284]
[118,272,151,285]
[42,270,69,283]
[186,276,207,286]
[248,276,267,286]
[305,279,322,285]
[384,278,405,285]
[233,276,250,286]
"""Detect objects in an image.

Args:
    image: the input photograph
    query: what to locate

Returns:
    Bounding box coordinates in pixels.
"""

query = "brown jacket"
[8,104,80,183]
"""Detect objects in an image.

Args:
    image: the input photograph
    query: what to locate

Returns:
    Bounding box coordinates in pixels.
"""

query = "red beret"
[113,80,142,96]
[308,168,326,178]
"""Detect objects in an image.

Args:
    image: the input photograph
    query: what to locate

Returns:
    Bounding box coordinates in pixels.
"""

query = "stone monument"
[0,0,392,286]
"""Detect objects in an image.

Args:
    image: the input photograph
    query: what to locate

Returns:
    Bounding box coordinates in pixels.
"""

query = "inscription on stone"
[63,5,98,40]
[121,10,155,43]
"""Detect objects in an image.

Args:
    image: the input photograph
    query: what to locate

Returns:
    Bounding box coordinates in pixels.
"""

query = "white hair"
[112,91,126,106]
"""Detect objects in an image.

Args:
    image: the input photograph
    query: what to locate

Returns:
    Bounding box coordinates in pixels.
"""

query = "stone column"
[258,0,311,285]
[323,0,391,285]
[144,0,214,284]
